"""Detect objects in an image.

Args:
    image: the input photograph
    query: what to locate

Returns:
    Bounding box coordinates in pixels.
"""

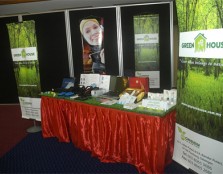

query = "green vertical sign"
[133,14,160,88]
[174,1,223,173]
[7,20,41,121]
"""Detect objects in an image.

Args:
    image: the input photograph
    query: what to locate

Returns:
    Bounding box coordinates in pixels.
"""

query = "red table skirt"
[41,96,176,174]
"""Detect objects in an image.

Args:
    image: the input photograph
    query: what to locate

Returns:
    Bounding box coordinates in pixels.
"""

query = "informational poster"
[133,14,160,88]
[7,21,41,121]
[174,1,223,173]
[174,29,223,173]
[79,16,105,74]
[174,123,223,174]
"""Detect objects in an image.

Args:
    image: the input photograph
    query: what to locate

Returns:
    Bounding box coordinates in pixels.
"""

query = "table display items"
[141,89,177,111]
[118,88,145,104]
[128,76,149,92]
[99,76,128,99]
[41,74,176,112]
[79,73,101,87]
[54,77,76,93]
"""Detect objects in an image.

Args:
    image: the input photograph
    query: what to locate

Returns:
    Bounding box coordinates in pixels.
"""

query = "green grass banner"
[7,20,41,121]
[178,29,223,141]
[133,14,160,88]
[174,1,223,173]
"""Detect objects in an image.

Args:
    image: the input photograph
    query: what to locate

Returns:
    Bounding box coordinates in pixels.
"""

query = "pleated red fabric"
[41,96,176,174]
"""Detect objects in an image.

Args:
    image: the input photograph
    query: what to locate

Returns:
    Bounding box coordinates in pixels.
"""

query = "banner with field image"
[133,14,160,88]
[174,1,223,173]
[7,20,41,121]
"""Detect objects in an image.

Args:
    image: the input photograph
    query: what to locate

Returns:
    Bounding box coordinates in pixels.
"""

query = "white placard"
[11,47,38,61]
[135,34,159,44]
[173,123,223,174]
[79,74,100,87]
[19,97,41,121]
[179,29,223,58]
[98,75,111,92]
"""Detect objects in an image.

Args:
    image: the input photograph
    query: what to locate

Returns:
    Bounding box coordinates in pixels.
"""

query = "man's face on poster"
[82,20,103,46]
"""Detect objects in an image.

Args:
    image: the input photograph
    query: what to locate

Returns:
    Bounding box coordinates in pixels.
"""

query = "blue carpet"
[0,132,139,173]
[0,132,192,173]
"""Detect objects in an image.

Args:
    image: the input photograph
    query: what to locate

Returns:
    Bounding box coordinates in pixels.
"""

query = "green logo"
[178,126,186,140]
[20,98,25,103]
[144,35,149,41]
[21,49,26,58]
[181,33,223,51]
[194,33,207,52]
[177,126,200,148]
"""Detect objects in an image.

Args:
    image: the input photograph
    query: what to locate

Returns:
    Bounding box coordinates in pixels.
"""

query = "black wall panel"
[0,17,19,103]
[69,7,119,82]
[23,12,70,91]
[0,3,172,104]
[121,3,171,92]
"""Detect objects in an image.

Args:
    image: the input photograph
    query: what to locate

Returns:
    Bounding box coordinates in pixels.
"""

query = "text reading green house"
[194,33,207,52]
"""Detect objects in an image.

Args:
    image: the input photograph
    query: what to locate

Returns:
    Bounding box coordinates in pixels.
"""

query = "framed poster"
[134,14,160,88]
[121,3,172,92]
[69,7,119,82]
[80,16,105,74]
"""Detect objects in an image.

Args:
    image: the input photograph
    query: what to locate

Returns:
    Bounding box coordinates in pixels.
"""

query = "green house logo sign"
[181,33,223,52]
[195,33,207,52]
[21,49,26,58]
[144,35,150,41]
[178,126,200,148]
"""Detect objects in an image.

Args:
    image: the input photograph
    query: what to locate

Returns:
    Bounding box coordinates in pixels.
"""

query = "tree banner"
[7,20,41,121]
[133,14,160,88]
[174,1,223,173]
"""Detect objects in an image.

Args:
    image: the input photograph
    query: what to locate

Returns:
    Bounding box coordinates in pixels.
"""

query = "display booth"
[2,0,223,173]
[0,0,175,104]
[0,0,179,173]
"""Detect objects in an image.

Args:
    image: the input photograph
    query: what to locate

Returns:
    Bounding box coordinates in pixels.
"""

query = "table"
[41,96,176,174]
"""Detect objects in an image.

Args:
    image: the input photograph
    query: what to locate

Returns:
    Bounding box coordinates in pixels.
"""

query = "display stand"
[27,120,42,133]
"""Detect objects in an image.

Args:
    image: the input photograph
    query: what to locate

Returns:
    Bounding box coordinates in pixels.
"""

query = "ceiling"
[0,0,173,17]
[0,0,48,5]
